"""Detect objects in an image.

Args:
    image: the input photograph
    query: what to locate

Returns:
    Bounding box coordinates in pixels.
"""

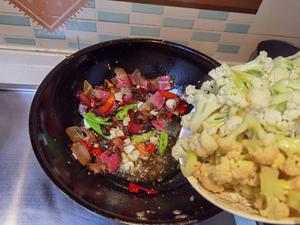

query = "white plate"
[187,176,300,224]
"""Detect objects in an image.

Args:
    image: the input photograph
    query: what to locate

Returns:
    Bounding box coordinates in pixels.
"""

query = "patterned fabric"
[8,0,88,31]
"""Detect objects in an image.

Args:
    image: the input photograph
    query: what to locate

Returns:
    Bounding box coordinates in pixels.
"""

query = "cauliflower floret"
[184,85,204,104]
[287,190,300,213]
[283,109,300,121]
[260,200,290,219]
[202,112,227,135]
[262,109,290,135]
[181,113,192,129]
[193,163,224,193]
[267,67,290,86]
[208,63,233,87]
[172,131,218,160]
[172,133,202,160]
[200,80,218,94]
[243,139,279,165]
[119,152,134,172]
[218,85,249,108]
[187,93,222,132]
[264,108,282,125]
[286,91,300,109]
[259,167,292,219]
[278,136,300,176]
[282,91,300,122]
[211,151,257,186]
[199,130,218,154]
[291,176,300,191]
[271,152,286,171]
[217,116,250,152]
[219,116,243,136]
[231,51,273,74]
[247,87,271,110]
[283,153,300,176]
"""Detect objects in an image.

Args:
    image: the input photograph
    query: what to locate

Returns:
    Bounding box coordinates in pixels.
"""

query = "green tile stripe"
[163,17,193,29]
[217,44,240,53]
[130,26,160,37]
[0,15,30,26]
[4,37,35,45]
[198,10,229,20]
[68,42,91,49]
[132,3,164,15]
[97,11,129,23]
[65,20,96,32]
[225,23,250,33]
[192,31,221,42]
[34,29,65,40]
[99,34,127,42]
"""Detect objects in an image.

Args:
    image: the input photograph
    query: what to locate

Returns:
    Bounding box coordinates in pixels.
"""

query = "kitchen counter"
[0,87,242,225]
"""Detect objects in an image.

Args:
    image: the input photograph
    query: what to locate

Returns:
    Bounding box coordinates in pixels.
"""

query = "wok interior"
[30,39,221,222]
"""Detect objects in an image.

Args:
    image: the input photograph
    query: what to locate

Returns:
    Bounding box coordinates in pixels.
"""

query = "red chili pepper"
[160,90,178,99]
[127,121,145,134]
[90,147,102,157]
[94,93,115,116]
[128,183,157,195]
[80,139,92,149]
[81,140,102,157]
[146,143,155,154]
[176,100,188,116]
[166,111,174,118]
[78,92,91,107]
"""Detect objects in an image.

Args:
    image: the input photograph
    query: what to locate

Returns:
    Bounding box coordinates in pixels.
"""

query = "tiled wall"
[0,0,299,63]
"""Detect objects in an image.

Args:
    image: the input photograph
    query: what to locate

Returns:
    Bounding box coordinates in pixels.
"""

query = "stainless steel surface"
[0,90,117,225]
[0,88,237,225]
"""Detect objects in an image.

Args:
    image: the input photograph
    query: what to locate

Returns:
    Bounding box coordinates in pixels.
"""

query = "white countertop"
[0,46,74,85]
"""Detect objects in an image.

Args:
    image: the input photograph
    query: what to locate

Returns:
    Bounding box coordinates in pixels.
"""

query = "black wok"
[29,38,221,224]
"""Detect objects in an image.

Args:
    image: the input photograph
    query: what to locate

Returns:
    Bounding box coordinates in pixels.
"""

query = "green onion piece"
[115,110,128,120]
[84,117,108,140]
[83,80,93,95]
[131,131,156,143]
[115,103,137,120]
[159,132,168,156]
[83,112,112,125]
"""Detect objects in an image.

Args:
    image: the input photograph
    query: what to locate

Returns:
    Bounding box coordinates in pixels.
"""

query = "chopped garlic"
[150,110,158,116]
[120,153,134,172]
[149,136,159,145]
[115,92,123,101]
[124,144,135,154]
[109,127,124,138]
[124,138,131,145]
[128,150,140,161]
[123,116,131,126]
[166,99,177,110]
[137,101,144,108]
[120,161,134,172]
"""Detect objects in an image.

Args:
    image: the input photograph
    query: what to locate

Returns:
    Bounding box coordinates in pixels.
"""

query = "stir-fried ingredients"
[172,51,300,219]
[66,68,189,183]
